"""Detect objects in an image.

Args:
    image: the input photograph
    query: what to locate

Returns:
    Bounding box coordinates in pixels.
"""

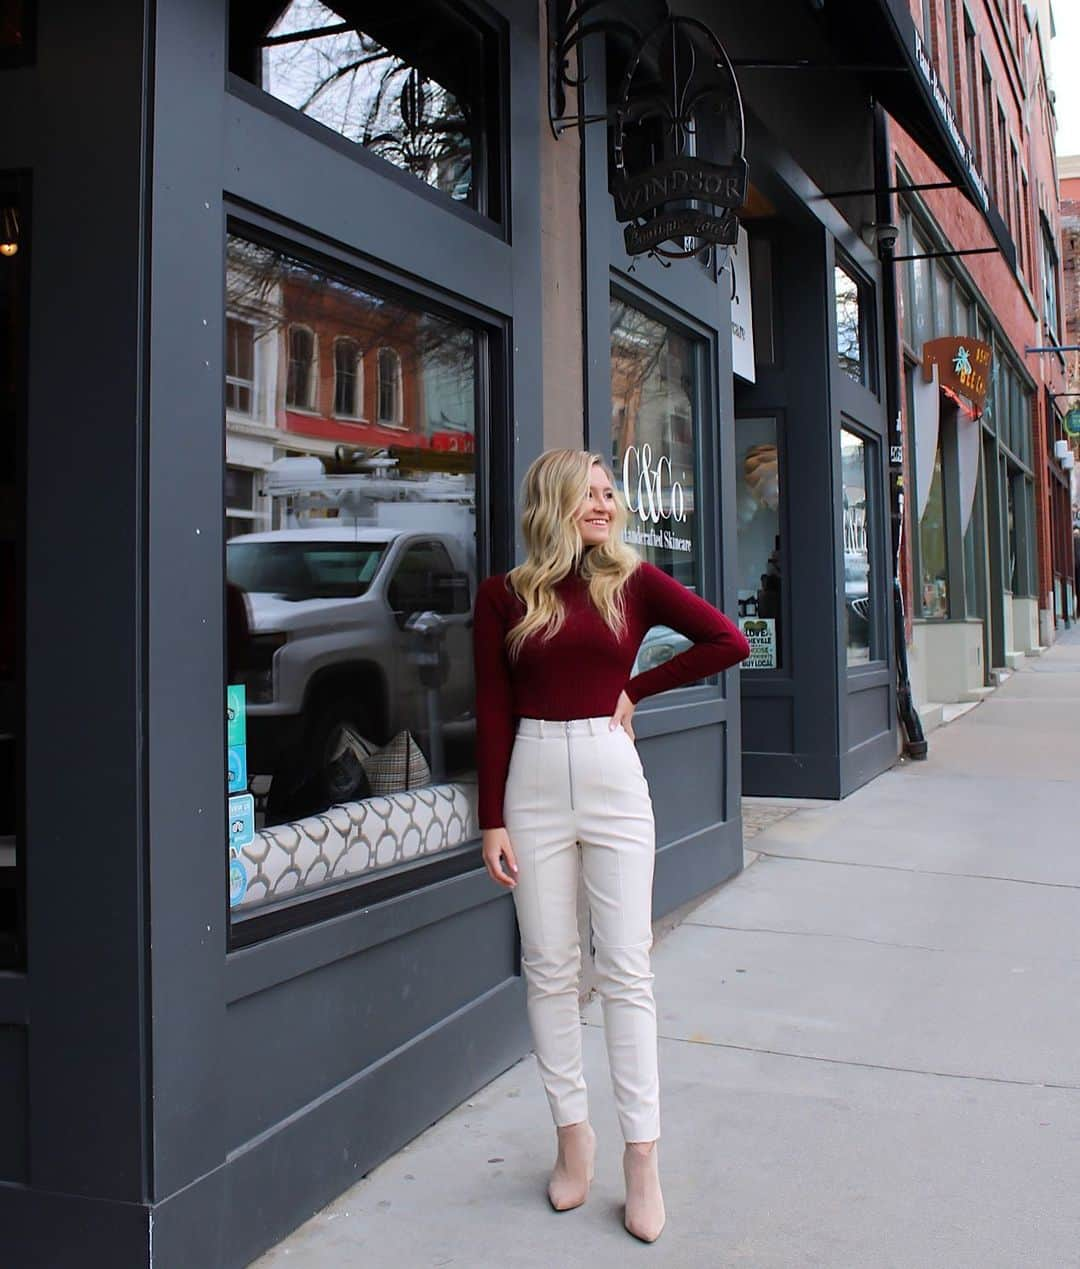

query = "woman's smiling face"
[574,462,616,548]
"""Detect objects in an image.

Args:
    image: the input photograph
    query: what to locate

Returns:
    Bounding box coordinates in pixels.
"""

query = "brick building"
[1061,152,1080,537]
[883,0,1069,723]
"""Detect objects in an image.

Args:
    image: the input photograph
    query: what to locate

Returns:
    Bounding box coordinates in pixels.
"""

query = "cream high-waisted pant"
[503,715,660,1143]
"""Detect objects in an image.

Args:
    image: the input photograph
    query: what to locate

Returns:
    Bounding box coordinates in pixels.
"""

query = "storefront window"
[834,259,875,391]
[735,417,782,669]
[610,296,703,679]
[919,439,949,618]
[230,0,500,218]
[841,428,874,665]
[1006,470,1018,592]
[909,229,933,352]
[0,0,32,65]
[224,231,480,918]
[0,177,23,966]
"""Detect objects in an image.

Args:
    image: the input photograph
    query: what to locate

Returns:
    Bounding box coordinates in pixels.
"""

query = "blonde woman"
[472,448,750,1243]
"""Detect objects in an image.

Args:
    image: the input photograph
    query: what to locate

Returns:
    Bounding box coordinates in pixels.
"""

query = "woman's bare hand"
[482,827,519,888]
[609,689,636,740]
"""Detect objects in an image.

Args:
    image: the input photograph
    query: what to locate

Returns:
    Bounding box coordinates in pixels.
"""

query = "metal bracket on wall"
[547,0,665,137]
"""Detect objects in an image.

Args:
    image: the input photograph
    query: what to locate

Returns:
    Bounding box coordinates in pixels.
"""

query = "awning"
[810,0,1017,273]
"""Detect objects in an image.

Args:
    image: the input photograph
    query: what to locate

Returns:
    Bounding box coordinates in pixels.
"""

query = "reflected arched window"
[377,346,403,425]
[286,324,316,410]
[333,337,363,418]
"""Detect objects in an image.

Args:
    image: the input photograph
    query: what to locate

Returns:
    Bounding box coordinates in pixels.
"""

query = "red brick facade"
[891,0,1065,636]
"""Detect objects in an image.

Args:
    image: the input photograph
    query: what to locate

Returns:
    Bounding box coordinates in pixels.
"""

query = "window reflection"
[0,179,22,965]
[225,232,479,915]
[231,0,497,215]
[835,264,863,385]
[919,441,949,618]
[841,429,873,665]
[735,418,782,669]
[610,297,703,678]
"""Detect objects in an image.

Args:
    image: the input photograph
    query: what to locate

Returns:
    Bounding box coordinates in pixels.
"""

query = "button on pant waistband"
[517,716,613,738]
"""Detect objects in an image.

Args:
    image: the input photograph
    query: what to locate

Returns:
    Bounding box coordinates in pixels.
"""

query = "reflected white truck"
[226,527,475,817]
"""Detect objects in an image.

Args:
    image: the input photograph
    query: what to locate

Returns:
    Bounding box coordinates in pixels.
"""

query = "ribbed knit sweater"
[472,561,750,829]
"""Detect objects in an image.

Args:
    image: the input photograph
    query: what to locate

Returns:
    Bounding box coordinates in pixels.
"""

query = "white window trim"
[332,336,366,422]
[376,345,405,427]
[226,314,258,419]
[286,323,319,413]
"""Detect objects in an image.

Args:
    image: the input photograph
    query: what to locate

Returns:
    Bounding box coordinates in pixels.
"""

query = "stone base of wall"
[909,618,986,706]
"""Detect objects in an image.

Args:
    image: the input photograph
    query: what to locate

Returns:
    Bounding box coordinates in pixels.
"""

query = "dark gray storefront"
[1,1,982,1265]
[1,3,743,1265]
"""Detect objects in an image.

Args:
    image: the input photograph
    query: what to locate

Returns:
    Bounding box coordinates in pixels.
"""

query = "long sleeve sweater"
[472,560,751,829]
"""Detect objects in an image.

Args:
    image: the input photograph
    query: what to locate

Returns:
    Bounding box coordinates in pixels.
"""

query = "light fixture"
[0,206,18,258]
[1054,439,1070,460]
[1063,452,1075,471]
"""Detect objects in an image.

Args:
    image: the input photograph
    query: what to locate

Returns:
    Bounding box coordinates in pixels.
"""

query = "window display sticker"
[228,744,248,794]
[227,683,246,747]
[739,616,777,669]
[229,855,249,908]
[229,793,255,852]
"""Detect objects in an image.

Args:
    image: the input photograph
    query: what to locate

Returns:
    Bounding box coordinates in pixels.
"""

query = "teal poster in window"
[226,684,246,746]
[229,794,255,852]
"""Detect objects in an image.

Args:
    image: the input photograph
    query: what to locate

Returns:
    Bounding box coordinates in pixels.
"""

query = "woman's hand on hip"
[609,689,636,740]
[482,827,518,888]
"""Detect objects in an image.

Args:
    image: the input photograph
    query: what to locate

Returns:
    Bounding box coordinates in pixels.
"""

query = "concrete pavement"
[254,630,1080,1268]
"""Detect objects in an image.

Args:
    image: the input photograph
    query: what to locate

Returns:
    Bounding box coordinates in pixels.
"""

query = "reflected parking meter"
[404,610,449,778]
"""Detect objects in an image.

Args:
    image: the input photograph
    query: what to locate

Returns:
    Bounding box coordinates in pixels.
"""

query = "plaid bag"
[361,730,432,797]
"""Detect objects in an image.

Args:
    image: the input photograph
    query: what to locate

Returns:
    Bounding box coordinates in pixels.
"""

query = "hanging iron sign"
[612,17,749,260]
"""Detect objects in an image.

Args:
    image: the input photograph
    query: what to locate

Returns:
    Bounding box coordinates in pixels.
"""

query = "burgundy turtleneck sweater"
[472,560,750,829]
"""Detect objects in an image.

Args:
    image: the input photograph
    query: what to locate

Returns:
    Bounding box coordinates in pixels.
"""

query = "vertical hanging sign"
[612,17,748,261]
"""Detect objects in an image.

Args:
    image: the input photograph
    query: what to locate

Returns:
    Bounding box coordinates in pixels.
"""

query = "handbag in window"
[361,729,432,797]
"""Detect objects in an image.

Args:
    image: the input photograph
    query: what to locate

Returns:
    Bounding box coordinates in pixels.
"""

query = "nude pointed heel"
[623,1140,666,1243]
[547,1121,596,1212]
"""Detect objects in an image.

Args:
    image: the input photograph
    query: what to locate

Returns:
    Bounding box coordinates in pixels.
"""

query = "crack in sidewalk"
[753,849,1080,890]
[592,1027,1080,1092]
[681,921,946,953]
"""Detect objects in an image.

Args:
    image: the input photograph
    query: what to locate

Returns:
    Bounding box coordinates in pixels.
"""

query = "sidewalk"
[254,631,1080,1269]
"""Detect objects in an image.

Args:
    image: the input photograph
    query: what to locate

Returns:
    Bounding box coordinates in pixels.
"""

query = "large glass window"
[0,0,32,65]
[225,231,480,922]
[226,316,256,415]
[910,230,933,352]
[1041,226,1059,339]
[834,264,863,385]
[841,428,874,665]
[333,336,363,419]
[610,296,705,679]
[229,0,501,218]
[919,437,950,618]
[0,177,23,966]
[735,417,783,669]
[286,324,317,410]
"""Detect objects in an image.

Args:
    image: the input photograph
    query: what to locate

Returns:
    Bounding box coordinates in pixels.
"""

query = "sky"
[1051,0,1080,156]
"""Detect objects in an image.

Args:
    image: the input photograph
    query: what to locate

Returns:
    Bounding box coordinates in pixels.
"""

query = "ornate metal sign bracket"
[548,0,666,137]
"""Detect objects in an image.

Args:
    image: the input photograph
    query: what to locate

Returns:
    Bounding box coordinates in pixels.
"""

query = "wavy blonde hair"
[504,449,641,662]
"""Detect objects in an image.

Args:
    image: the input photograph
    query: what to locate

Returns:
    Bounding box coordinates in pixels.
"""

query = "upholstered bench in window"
[236,780,478,908]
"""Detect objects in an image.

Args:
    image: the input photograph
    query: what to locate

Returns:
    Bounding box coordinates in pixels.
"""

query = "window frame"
[839,421,886,669]
[833,251,879,396]
[225,313,257,417]
[376,345,404,426]
[223,213,507,950]
[285,321,318,413]
[225,0,510,232]
[332,334,365,421]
